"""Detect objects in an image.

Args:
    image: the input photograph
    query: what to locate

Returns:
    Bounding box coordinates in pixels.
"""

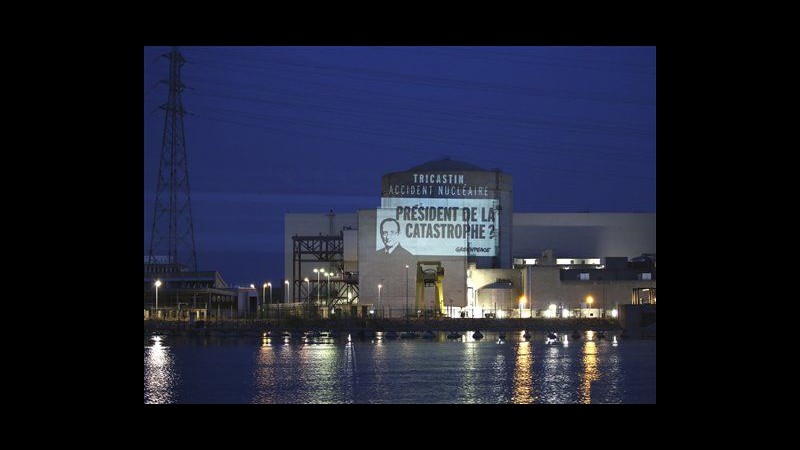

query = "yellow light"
[586,295,594,305]
[611,309,618,318]
[154,280,162,287]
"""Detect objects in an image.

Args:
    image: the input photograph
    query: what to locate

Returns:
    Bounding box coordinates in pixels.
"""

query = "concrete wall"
[512,213,656,259]
[528,266,656,312]
[358,209,469,316]
[343,228,358,264]
[619,304,657,338]
[469,267,523,310]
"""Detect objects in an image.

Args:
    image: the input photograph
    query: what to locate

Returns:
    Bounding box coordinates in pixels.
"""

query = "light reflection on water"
[512,340,534,404]
[579,341,598,404]
[144,332,655,404]
[144,336,177,404]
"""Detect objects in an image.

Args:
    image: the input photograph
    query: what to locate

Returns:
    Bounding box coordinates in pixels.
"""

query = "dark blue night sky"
[143,46,656,287]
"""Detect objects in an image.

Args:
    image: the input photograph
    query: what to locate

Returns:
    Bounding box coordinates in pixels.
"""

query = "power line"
[186,108,654,182]
[184,50,655,107]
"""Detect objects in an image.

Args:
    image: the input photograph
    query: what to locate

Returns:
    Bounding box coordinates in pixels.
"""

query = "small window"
[579,273,590,281]
[640,273,652,280]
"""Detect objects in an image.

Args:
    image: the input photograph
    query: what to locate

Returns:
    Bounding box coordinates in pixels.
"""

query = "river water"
[144,331,655,404]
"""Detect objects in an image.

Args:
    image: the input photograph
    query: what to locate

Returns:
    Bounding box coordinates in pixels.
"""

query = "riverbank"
[144,317,621,337]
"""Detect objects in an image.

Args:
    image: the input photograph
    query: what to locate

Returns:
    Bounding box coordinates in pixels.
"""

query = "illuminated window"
[639,273,652,280]
[579,273,590,281]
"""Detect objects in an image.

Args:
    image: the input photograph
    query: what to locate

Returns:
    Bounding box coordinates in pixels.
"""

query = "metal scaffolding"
[291,234,359,311]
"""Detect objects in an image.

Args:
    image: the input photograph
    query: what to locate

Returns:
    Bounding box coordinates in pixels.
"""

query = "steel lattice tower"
[147,46,197,271]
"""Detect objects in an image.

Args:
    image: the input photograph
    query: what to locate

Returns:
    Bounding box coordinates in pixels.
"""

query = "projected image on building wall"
[376,198,500,256]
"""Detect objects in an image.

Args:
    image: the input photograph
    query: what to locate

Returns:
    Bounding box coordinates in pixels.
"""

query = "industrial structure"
[146,46,197,272]
[284,158,656,318]
[144,47,235,320]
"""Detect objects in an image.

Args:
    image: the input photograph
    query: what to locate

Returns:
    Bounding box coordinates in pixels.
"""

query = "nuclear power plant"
[284,157,655,319]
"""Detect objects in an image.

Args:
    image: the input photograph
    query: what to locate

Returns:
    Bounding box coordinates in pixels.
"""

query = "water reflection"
[367,338,390,403]
[302,344,349,403]
[145,334,654,404]
[144,336,176,404]
[490,350,508,402]
[253,343,276,403]
[512,340,534,403]
[252,342,352,403]
[459,341,479,403]
[541,341,576,403]
[603,351,622,403]
[579,341,599,404]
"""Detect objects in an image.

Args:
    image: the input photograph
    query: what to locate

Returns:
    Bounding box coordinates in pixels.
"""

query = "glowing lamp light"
[154,279,162,312]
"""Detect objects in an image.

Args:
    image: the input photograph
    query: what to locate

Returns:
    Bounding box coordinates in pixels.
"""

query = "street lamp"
[324,271,332,306]
[263,283,268,319]
[586,295,594,310]
[284,280,289,304]
[519,295,526,319]
[250,284,256,319]
[304,277,310,302]
[405,264,410,320]
[154,279,162,317]
[268,282,273,318]
[313,268,321,304]
[378,283,382,317]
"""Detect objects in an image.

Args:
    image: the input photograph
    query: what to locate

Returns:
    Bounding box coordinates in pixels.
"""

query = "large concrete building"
[284,158,655,318]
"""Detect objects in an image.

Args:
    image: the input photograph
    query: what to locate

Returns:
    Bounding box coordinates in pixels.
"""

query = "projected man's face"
[381,220,400,248]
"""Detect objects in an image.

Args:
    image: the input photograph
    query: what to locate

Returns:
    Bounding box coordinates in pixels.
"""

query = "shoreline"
[144,317,622,337]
